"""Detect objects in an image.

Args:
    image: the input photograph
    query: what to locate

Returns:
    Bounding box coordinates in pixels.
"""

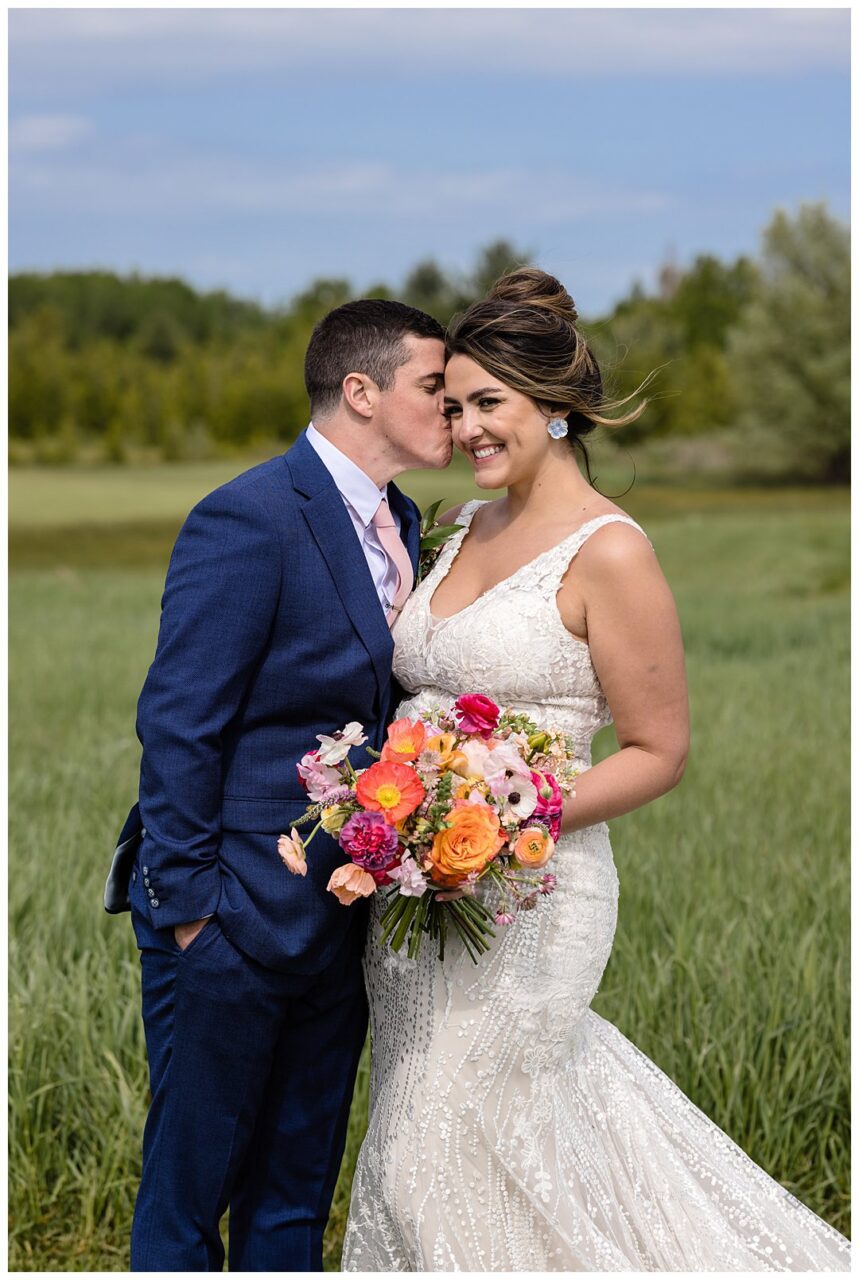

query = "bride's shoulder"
[574,509,656,578]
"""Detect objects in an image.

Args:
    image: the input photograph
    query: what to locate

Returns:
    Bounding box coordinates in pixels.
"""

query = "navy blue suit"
[126,431,420,1269]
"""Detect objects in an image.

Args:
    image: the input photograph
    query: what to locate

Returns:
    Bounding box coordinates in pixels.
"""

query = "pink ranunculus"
[531,770,564,840]
[296,749,341,802]
[454,693,500,738]
[339,811,400,874]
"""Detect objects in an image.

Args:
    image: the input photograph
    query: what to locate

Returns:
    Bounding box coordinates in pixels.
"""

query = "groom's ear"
[342,372,379,420]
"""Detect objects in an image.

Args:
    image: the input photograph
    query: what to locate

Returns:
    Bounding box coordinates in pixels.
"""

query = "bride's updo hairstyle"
[446,268,647,480]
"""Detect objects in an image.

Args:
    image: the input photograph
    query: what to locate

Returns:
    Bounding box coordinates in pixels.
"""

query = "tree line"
[8,203,848,481]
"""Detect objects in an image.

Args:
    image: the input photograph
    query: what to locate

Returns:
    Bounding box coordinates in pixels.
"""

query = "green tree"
[469,239,533,297]
[402,260,459,324]
[728,204,849,482]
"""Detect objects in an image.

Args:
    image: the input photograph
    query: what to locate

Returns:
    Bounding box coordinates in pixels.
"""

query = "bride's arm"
[557,523,690,834]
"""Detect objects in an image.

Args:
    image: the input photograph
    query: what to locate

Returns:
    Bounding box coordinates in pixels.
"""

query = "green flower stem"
[447,907,485,964]
[459,895,496,928]
[407,892,431,959]
[390,895,421,952]
[302,821,323,848]
[378,894,409,943]
[448,901,490,949]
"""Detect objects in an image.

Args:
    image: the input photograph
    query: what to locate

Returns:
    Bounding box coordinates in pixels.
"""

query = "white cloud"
[8,8,849,97]
[9,113,93,152]
[10,152,670,223]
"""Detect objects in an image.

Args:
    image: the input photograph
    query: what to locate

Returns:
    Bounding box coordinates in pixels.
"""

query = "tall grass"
[9,488,849,1269]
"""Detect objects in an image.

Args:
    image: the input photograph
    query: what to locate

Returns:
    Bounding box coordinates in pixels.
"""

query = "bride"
[341,269,849,1271]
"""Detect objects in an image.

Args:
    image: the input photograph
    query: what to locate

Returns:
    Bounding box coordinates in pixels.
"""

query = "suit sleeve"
[136,485,282,928]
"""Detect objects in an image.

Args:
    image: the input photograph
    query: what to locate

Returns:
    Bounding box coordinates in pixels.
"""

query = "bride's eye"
[478,397,500,410]
[443,405,462,419]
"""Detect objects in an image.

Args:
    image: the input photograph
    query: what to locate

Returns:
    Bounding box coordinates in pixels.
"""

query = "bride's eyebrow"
[466,386,504,401]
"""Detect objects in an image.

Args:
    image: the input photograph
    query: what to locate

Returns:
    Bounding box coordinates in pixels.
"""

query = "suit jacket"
[129,430,421,973]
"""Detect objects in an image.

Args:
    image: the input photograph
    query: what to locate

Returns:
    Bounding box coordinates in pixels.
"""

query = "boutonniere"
[417,499,465,584]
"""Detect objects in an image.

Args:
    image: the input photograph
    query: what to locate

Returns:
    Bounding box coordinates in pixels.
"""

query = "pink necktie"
[372,497,414,627]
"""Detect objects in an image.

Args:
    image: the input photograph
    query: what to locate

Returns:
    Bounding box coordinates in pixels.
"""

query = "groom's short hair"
[305,299,444,419]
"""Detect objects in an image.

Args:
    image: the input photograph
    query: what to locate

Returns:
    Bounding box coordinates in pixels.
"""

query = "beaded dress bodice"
[391,499,627,764]
[342,500,850,1274]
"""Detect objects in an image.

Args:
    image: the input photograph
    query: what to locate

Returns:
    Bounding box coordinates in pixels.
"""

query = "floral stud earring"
[547,417,568,439]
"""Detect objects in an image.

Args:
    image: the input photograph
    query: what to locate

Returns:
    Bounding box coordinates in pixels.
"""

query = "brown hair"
[445,268,647,479]
[305,299,444,419]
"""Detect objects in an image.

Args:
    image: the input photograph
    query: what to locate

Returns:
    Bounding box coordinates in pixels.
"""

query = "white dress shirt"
[305,423,402,613]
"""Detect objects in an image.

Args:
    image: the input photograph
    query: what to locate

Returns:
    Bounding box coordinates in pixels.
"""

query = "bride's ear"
[342,372,378,420]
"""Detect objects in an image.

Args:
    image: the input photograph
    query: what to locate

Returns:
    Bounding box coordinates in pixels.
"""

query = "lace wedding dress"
[342,500,850,1272]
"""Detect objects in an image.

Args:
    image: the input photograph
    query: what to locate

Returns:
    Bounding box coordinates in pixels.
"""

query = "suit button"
[151,898,160,908]
[142,865,149,875]
[147,887,155,897]
[143,878,150,887]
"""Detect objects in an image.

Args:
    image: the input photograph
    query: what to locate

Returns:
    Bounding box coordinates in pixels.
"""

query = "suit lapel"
[285,434,394,702]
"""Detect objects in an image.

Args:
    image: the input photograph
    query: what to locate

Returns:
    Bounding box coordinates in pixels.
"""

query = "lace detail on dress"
[341,500,850,1273]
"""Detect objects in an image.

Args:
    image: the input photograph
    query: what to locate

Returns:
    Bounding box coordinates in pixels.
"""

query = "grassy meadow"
[8,454,850,1269]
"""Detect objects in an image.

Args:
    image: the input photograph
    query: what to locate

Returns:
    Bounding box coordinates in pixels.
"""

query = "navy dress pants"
[129,880,368,1271]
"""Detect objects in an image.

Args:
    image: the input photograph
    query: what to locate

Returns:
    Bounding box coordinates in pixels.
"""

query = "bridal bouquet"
[278,694,579,963]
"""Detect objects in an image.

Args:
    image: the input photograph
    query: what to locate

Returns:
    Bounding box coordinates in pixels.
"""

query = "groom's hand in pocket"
[174,917,211,951]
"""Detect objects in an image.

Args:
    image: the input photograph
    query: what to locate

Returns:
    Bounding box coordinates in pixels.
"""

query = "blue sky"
[8,8,850,316]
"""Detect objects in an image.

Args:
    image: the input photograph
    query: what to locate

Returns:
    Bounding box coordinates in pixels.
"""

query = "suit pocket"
[173,915,219,957]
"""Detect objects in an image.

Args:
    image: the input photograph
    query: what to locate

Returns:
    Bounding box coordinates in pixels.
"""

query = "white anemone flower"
[492,773,538,822]
[316,721,367,765]
[486,740,530,778]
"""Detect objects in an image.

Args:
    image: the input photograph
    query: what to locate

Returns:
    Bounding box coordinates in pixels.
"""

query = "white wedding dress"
[342,500,850,1272]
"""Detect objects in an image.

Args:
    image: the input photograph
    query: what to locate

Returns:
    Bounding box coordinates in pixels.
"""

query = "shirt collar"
[305,422,387,527]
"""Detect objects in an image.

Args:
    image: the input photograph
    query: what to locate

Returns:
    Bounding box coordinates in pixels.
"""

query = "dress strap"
[532,513,652,592]
[423,498,484,587]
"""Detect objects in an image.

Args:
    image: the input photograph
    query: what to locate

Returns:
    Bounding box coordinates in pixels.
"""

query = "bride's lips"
[471,444,505,468]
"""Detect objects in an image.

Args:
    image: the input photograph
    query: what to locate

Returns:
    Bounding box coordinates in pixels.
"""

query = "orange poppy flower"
[381,717,427,764]
[355,760,426,826]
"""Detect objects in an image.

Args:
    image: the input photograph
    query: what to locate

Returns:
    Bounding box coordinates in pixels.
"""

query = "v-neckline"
[427,500,615,625]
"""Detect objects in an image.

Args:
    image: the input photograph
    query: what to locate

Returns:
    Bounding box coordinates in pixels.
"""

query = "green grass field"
[8,459,850,1269]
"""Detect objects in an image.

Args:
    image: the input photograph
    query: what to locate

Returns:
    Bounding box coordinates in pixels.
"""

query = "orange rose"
[327,863,377,905]
[428,800,506,887]
[355,760,426,825]
[513,827,555,869]
[381,717,426,764]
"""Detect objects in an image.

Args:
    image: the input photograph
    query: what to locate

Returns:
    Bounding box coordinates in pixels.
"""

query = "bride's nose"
[456,411,485,446]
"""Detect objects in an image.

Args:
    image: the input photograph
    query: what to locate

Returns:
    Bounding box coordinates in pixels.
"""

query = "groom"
[122,298,449,1270]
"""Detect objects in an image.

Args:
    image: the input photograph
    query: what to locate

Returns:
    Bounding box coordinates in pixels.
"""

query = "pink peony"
[454,693,500,738]
[531,770,564,840]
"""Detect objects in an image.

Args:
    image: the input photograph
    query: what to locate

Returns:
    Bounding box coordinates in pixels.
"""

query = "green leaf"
[420,522,464,552]
[420,498,445,535]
